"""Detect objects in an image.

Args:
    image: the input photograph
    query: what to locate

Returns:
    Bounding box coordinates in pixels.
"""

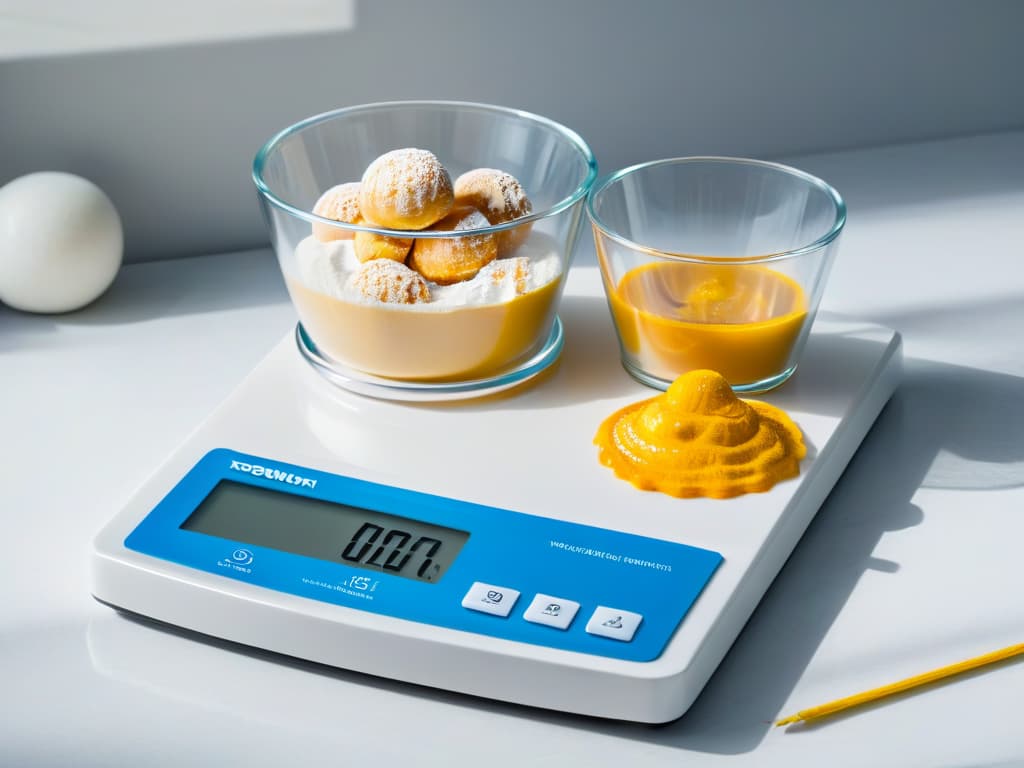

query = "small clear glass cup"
[253,101,596,398]
[587,157,846,393]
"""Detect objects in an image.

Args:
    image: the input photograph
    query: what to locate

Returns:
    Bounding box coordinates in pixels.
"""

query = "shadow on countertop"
[0,248,289,353]
[60,248,290,325]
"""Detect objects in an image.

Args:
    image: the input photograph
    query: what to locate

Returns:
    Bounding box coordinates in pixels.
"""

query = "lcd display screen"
[181,480,469,583]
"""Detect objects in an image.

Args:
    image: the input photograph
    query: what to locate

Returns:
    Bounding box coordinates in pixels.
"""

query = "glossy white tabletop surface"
[3,132,1023,766]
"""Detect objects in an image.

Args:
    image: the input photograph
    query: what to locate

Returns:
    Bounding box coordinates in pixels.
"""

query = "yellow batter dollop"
[594,370,806,499]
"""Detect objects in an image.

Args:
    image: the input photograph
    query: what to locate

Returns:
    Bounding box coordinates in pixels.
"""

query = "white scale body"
[92,275,901,724]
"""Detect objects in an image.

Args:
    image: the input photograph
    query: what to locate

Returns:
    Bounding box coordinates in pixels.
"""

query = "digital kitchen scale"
[91,270,901,723]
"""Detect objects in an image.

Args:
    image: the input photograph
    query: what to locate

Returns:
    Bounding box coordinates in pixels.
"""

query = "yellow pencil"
[776,642,1024,726]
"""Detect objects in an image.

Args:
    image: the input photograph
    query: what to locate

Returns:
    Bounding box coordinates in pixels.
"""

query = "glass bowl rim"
[252,100,599,240]
[586,155,847,264]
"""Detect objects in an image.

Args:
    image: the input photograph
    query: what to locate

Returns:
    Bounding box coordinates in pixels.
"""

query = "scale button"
[585,606,643,642]
[461,582,520,618]
[523,594,580,630]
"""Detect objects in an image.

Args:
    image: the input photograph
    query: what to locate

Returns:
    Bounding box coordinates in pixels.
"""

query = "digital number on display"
[340,523,444,582]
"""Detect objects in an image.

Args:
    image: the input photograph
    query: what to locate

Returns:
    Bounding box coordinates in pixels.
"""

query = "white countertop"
[3,131,1023,766]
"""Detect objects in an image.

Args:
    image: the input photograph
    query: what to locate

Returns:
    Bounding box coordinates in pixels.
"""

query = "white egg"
[0,172,123,313]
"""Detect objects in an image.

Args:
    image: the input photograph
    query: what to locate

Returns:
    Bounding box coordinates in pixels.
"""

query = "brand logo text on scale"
[230,460,317,488]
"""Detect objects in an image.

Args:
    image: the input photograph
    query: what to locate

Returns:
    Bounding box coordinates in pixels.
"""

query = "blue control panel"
[125,449,722,662]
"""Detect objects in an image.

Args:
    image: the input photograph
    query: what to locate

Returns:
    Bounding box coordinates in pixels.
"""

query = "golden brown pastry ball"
[359,148,454,230]
[312,182,362,242]
[351,259,431,305]
[407,206,499,285]
[453,168,533,256]
[353,230,414,263]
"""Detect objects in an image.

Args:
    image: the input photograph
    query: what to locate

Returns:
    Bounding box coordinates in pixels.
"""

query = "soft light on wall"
[0,0,355,58]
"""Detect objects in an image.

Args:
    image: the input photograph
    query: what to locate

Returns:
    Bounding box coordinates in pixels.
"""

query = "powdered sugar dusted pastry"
[312,182,362,242]
[350,258,431,304]
[360,148,454,230]
[453,168,533,256]
[353,230,413,263]
[407,206,498,285]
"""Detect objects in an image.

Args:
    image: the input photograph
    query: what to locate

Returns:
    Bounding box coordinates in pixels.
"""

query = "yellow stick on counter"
[776,642,1024,727]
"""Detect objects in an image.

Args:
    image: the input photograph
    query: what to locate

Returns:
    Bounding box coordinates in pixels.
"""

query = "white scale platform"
[92,267,901,723]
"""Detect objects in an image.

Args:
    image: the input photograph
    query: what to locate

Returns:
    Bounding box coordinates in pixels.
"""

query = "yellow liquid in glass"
[287,276,561,381]
[607,262,808,386]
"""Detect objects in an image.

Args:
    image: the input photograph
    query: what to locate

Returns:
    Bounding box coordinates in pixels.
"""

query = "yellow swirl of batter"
[594,370,806,499]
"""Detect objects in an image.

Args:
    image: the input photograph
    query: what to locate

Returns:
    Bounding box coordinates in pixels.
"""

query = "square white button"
[461,582,520,617]
[585,606,643,642]
[523,594,580,630]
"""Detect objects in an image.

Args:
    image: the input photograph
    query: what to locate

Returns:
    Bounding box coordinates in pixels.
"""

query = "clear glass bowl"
[253,101,596,398]
[587,157,845,393]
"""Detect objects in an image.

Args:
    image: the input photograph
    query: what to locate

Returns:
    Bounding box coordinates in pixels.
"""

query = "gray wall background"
[3,0,1023,263]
